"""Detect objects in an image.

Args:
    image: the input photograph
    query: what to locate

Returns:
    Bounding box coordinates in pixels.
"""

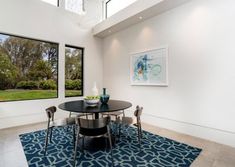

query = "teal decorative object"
[100,88,110,104]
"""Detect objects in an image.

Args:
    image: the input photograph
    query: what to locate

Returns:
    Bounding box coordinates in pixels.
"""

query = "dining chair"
[102,110,125,139]
[44,106,75,155]
[74,116,114,167]
[117,105,143,149]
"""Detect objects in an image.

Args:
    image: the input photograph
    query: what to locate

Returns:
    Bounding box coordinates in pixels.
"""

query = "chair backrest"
[45,106,56,120]
[76,116,110,129]
[134,105,143,118]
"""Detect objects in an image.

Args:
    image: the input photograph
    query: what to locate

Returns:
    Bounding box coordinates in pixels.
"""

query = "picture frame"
[130,46,168,86]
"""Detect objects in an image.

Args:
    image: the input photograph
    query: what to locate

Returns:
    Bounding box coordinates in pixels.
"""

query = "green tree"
[65,47,82,80]
[2,36,58,82]
[3,37,44,80]
[28,60,53,81]
[42,43,58,80]
[0,52,18,90]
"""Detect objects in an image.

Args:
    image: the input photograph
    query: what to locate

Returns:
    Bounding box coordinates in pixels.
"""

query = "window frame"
[105,0,111,19]
[65,44,84,98]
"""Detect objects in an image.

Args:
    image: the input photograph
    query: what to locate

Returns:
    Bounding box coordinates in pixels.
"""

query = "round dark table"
[58,99,132,119]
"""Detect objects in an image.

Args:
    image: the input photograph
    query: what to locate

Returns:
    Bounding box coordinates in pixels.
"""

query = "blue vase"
[100,88,110,104]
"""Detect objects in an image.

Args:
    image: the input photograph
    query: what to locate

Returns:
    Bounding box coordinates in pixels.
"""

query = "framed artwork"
[130,46,168,86]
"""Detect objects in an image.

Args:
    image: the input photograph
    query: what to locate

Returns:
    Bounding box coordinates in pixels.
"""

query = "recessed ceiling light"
[139,16,143,20]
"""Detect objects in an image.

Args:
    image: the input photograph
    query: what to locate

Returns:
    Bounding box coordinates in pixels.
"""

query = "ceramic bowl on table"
[84,96,100,107]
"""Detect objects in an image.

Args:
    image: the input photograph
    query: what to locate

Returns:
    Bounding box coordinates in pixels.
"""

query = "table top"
[58,100,132,113]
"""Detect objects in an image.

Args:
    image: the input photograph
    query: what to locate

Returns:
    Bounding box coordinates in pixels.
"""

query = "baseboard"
[142,113,235,148]
[0,111,68,129]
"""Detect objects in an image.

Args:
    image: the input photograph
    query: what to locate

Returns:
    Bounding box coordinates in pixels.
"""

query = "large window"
[65,45,83,97]
[106,0,137,18]
[0,33,58,102]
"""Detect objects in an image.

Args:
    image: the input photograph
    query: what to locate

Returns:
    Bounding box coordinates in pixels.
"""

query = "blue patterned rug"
[19,125,201,167]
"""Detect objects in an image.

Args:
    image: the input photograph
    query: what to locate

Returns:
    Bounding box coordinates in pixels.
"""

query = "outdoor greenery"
[0,89,81,101]
[65,90,82,97]
[65,46,83,97]
[0,33,58,101]
[0,90,57,101]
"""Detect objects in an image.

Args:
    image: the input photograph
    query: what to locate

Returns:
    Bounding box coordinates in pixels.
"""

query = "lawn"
[65,90,82,97]
[0,89,57,101]
[0,89,82,101]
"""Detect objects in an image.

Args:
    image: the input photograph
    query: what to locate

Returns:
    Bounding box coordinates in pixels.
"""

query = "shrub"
[16,81,26,89]
[16,81,39,89]
[65,79,81,90]
[39,80,57,90]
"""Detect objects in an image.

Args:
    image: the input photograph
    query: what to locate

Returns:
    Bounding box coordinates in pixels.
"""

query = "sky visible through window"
[41,0,58,6]
[65,0,85,15]
[106,0,137,18]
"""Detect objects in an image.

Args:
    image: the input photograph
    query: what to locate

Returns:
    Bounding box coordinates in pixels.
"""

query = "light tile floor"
[0,122,235,167]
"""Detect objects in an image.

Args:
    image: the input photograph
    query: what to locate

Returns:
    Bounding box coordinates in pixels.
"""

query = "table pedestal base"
[78,136,116,152]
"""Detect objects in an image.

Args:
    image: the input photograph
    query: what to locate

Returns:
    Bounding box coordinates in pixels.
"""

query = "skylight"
[106,0,137,18]
[65,0,85,15]
[41,0,58,6]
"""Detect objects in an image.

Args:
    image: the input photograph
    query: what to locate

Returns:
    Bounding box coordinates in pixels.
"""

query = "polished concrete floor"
[0,122,235,167]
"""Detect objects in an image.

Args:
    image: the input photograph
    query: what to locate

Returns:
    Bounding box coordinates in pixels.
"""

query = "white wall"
[0,0,103,129]
[103,0,235,147]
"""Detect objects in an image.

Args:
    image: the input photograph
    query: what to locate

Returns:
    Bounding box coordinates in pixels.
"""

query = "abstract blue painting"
[130,47,168,86]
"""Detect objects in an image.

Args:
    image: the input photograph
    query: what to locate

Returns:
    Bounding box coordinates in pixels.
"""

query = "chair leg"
[44,127,50,155]
[125,124,131,140]
[107,125,114,167]
[82,136,85,153]
[49,127,53,143]
[137,124,141,151]
[74,126,80,167]
[139,122,143,138]
[73,125,76,147]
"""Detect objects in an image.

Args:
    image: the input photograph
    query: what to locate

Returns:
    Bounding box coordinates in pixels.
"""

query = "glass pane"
[106,0,137,18]
[41,0,58,6]
[0,33,58,102]
[65,0,85,15]
[65,45,83,97]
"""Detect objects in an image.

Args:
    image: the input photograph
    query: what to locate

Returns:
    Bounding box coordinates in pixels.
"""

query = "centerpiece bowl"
[84,96,100,107]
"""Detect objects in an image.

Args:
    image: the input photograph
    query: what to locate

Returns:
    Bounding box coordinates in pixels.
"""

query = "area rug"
[19,126,201,167]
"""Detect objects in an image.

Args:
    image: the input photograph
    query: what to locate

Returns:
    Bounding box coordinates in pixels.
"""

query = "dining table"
[58,99,132,119]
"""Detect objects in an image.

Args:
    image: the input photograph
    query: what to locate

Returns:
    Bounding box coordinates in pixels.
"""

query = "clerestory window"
[65,0,85,15]
[106,0,137,18]
[41,0,59,7]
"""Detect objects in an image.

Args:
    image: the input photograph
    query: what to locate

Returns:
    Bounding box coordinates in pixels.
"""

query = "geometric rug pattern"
[19,125,201,167]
